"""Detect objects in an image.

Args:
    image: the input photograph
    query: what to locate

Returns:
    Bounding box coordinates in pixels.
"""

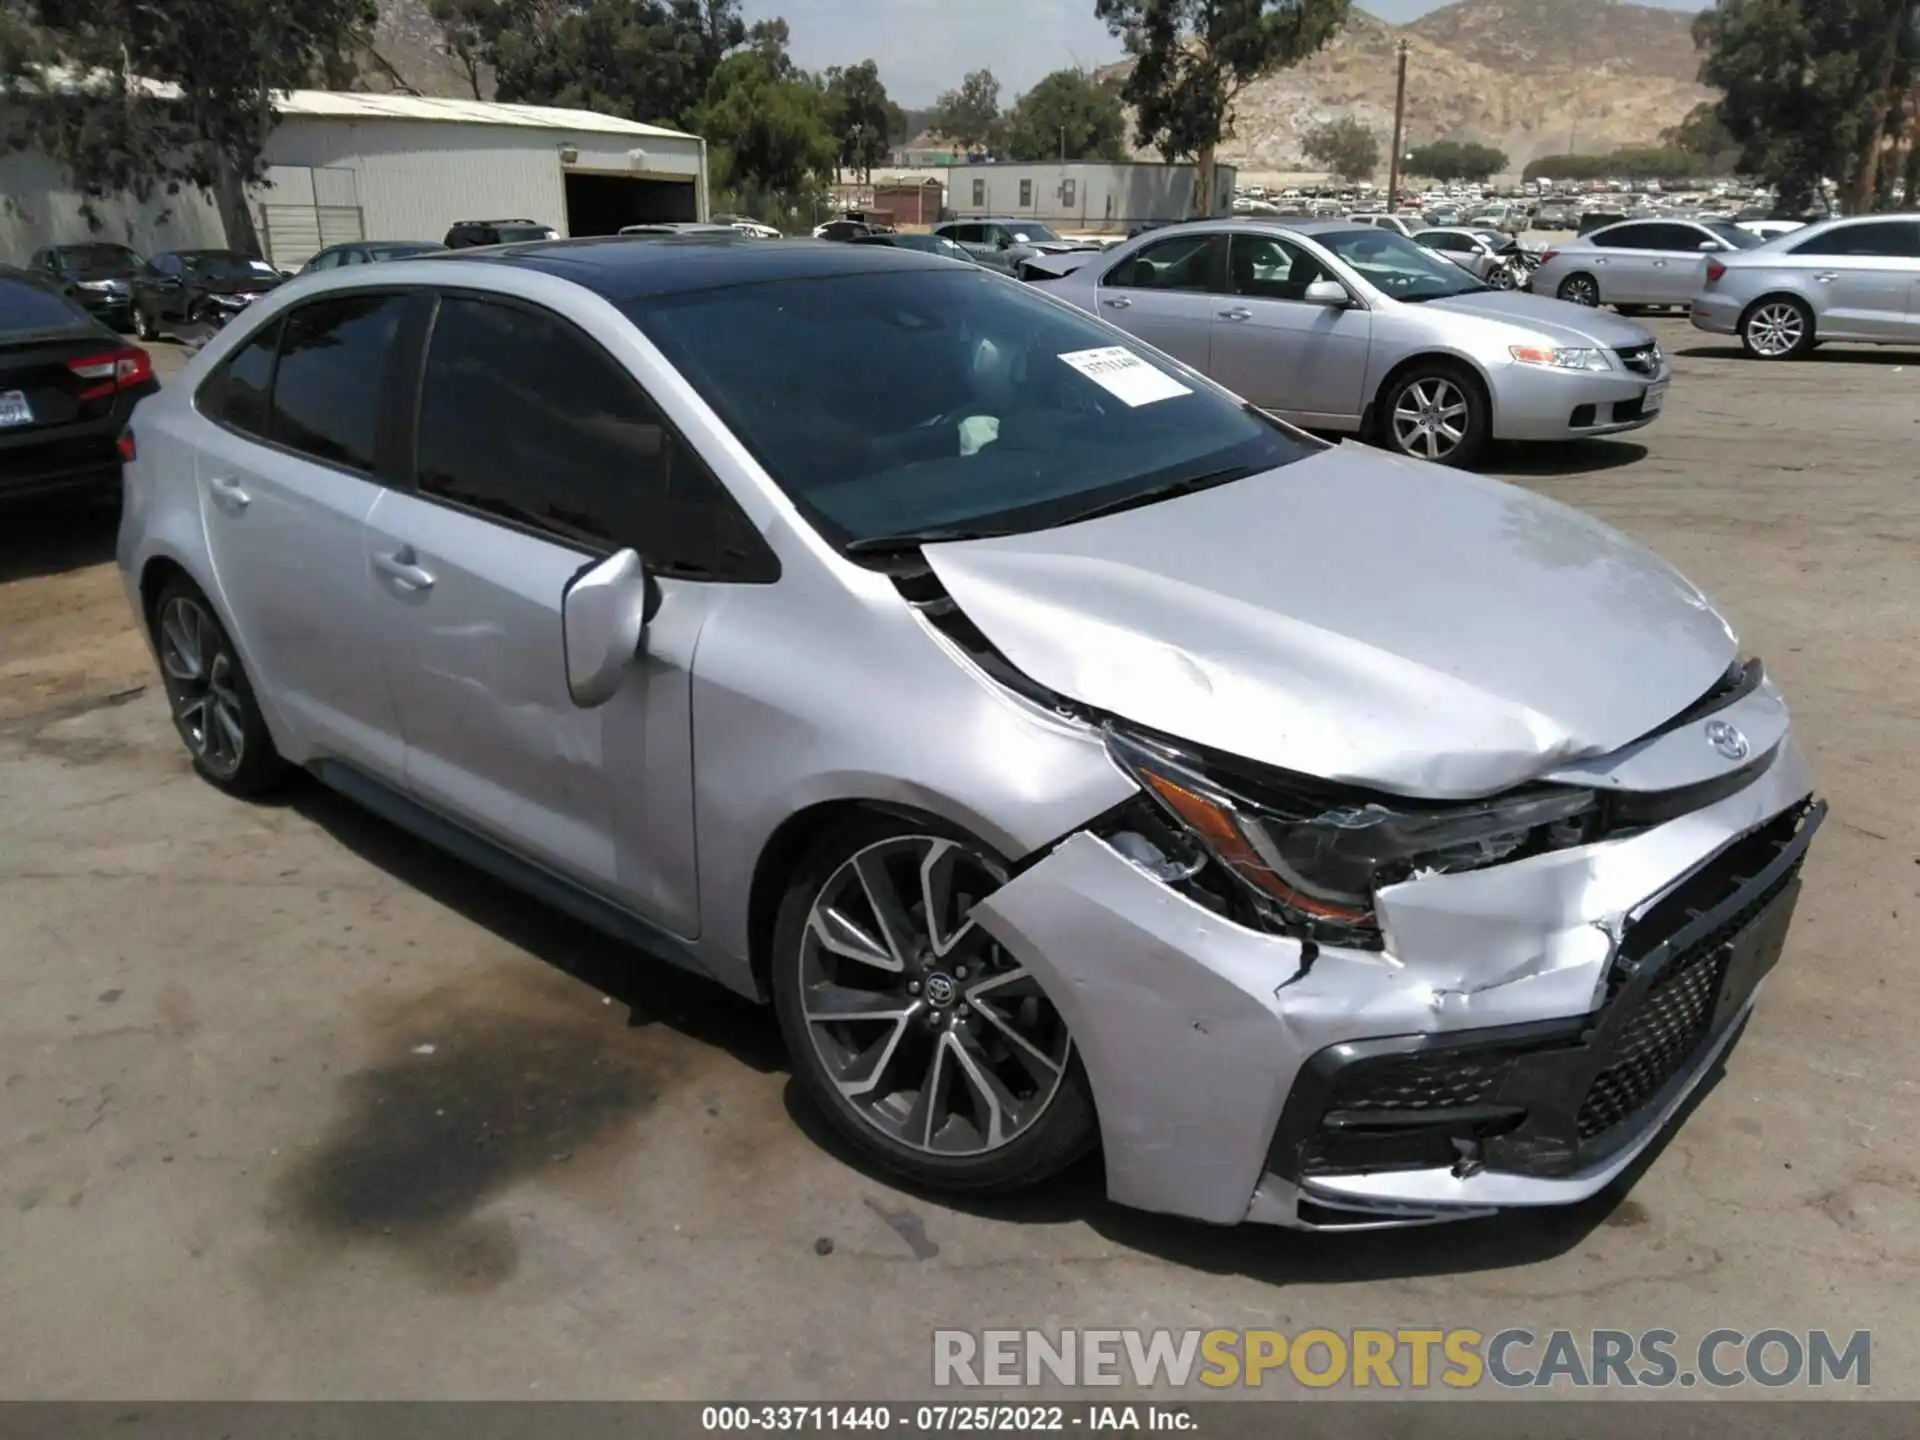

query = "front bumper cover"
[971,727,1817,1229]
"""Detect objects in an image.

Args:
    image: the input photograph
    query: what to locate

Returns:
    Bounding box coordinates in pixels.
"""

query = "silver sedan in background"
[1690,214,1920,359]
[1530,217,1764,309]
[1031,219,1670,467]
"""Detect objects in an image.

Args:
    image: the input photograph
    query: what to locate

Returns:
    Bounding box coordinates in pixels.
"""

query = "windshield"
[368,242,443,260]
[626,267,1317,547]
[181,252,278,280]
[1703,222,1762,250]
[1315,227,1486,300]
[54,244,140,274]
[1009,223,1062,242]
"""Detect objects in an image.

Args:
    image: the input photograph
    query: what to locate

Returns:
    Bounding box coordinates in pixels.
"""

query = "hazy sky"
[741,0,1707,105]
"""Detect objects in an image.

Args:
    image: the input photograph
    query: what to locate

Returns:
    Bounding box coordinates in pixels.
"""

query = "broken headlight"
[1104,727,1599,944]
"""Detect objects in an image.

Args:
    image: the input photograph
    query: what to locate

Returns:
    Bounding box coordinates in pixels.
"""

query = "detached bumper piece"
[1268,798,1824,1193]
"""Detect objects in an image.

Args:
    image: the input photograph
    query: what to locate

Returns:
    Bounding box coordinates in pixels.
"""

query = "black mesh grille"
[1328,1052,1508,1113]
[1577,859,1801,1141]
[1577,943,1724,1140]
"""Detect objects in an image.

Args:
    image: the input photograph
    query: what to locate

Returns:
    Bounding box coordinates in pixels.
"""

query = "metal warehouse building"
[0,89,709,269]
[941,160,1237,236]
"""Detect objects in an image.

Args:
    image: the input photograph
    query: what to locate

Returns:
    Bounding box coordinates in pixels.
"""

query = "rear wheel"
[151,579,287,797]
[771,816,1095,1194]
[1557,273,1601,307]
[1379,363,1490,469]
[1740,295,1815,360]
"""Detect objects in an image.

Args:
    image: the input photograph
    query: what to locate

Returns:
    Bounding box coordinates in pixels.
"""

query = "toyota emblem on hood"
[1705,719,1750,761]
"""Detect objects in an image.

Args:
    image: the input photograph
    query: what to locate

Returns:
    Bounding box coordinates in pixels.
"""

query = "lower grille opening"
[1568,402,1598,428]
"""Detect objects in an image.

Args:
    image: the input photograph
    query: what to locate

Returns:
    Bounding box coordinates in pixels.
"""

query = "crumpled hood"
[923,445,1737,798]
[1428,289,1655,349]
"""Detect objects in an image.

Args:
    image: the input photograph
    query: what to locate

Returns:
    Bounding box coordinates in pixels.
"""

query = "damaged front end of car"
[896,555,1823,1231]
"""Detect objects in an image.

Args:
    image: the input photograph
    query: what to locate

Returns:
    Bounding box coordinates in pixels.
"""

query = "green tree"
[1002,69,1127,162]
[1519,148,1704,183]
[428,0,750,131]
[1301,115,1377,181]
[1097,0,1351,214]
[929,68,1002,154]
[1404,139,1507,182]
[694,45,836,198]
[1661,100,1739,173]
[0,0,376,255]
[823,59,893,180]
[1696,0,1919,214]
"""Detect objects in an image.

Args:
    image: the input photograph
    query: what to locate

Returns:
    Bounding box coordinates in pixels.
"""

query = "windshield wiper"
[844,526,1017,555]
[1050,464,1262,529]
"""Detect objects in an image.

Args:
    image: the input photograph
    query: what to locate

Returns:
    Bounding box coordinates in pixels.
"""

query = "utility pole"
[1386,38,1410,212]
[1060,125,1067,163]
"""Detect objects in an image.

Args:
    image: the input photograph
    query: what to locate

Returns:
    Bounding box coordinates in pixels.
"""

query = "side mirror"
[996,235,1012,250]
[1304,278,1350,307]
[561,548,660,709]
[1697,240,1723,252]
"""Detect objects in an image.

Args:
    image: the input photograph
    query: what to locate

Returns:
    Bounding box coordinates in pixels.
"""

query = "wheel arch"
[744,795,1032,1004]
[1364,349,1496,440]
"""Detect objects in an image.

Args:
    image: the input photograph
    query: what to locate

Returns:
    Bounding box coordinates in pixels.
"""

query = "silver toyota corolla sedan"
[117,237,1821,1231]
[1528,217,1764,309]
[1689,214,1920,359]
[1030,220,1669,467]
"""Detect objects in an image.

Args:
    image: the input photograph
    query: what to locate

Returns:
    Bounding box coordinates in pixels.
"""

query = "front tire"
[1740,295,1815,360]
[132,304,156,342]
[151,579,287,797]
[1379,363,1490,468]
[771,815,1096,1195]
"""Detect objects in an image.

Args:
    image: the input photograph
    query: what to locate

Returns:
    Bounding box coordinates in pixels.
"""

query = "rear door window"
[199,318,282,438]
[1593,223,1661,249]
[267,293,409,472]
[1104,233,1227,292]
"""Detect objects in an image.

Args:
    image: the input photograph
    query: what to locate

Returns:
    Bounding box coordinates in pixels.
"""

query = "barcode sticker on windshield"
[1058,346,1191,407]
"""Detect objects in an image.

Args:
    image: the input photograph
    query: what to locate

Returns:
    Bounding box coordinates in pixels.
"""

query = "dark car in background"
[443,218,560,249]
[132,250,287,342]
[846,231,1015,272]
[300,240,446,273]
[27,242,145,329]
[1577,210,1630,236]
[0,267,155,503]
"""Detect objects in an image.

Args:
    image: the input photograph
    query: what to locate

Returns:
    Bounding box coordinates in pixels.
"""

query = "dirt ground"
[1,324,1916,1400]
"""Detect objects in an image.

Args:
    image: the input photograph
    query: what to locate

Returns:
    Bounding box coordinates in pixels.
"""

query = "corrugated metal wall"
[0,108,707,264]
[264,117,706,242]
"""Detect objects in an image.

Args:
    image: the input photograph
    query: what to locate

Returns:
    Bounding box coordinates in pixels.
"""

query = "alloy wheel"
[157,595,246,779]
[1746,302,1805,358]
[797,835,1072,1157]
[1559,275,1599,307]
[1391,376,1471,461]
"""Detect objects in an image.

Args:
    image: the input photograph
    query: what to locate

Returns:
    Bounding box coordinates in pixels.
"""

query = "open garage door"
[564,173,697,236]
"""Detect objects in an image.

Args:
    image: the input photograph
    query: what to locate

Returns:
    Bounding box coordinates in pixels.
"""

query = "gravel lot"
[1,323,1916,1400]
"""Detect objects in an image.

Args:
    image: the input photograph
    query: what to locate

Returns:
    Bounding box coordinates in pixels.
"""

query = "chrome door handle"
[207,474,250,510]
[1651,259,1668,268]
[374,546,435,591]
[1101,296,1132,309]
[1218,307,1253,321]
[1814,272,1838,282]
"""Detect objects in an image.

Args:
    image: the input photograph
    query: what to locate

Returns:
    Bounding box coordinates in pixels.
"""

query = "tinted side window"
[1104,233,1226,292]
[415,296,767,579]
[1792,221,1919,258]
[1593,223,1658,249]
[268,293,407,472]
[1227,234,1327,300]
[200,318,281,437]
[0,275,85,334]
[1641,223,1711,251]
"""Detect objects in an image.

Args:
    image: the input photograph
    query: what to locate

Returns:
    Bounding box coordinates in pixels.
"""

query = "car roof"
[427,233,951,300]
